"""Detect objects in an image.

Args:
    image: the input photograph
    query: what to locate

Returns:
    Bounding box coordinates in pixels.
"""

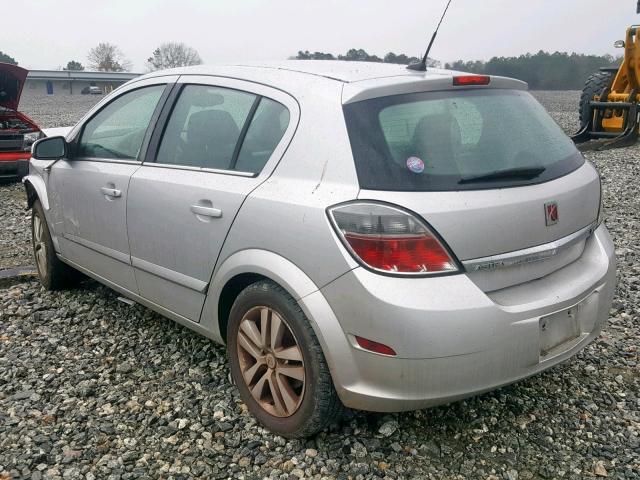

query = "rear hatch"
[343,84,600,292]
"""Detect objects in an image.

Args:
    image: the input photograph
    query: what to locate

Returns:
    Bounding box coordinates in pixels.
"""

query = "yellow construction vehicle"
[573,1,640,149]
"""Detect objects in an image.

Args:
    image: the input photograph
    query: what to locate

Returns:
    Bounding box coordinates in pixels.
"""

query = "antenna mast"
[407,0,454,71]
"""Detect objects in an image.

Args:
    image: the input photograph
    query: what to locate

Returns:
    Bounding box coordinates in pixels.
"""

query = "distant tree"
[0,51,18,65]
[384,52,421,65]
[292,48,438,66]
[295,50,336,60]
[445,59,487,73]
[87,43,132,72]
[338,48,383,63]
[64,60,85,71]
[147,42,202,71]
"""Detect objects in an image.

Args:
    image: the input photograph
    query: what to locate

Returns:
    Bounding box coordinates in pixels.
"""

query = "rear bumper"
[0,154,30,180]
[309,225,616,412]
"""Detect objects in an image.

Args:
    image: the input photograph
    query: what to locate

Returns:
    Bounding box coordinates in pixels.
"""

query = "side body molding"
[201,249,323,343]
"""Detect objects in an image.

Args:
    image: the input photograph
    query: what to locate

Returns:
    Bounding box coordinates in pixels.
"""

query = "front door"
[127,81,291,321]
[55,83,169,292]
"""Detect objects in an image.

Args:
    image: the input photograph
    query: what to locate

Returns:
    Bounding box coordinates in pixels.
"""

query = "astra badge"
[545,201,559,226]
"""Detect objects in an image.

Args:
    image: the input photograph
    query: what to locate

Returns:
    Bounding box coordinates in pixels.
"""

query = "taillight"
[453,75,490,86]
[327,202,459,276]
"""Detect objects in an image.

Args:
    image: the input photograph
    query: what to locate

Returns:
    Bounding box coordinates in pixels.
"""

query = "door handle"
[101,187,122,198]
[190,204,223,218]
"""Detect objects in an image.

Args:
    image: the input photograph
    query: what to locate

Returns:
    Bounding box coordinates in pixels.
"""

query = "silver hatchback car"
[25,61,616,437]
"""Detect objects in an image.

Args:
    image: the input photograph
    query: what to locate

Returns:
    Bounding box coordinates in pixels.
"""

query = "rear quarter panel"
[201,79,360,339]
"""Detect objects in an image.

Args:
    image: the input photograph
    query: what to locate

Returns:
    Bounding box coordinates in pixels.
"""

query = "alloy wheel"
[33,214,47,276]
[236,306,305,417]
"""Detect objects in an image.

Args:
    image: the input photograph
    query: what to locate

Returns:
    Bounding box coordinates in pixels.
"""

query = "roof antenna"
[407,0,454,71]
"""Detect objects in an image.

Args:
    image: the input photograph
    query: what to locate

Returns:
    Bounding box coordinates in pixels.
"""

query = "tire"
[227,280,344,438]
[579,71,614,129]
[31,199,81,290]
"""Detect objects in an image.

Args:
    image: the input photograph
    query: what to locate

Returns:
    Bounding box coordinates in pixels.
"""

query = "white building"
[25,70,140,95]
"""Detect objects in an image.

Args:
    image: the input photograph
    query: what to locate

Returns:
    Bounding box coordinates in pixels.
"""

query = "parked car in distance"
[81,86,103,95]
[24,61,616,437]
[0,62,43,181]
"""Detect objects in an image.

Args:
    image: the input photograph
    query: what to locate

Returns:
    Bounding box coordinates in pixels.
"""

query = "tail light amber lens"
[328,202,459,275]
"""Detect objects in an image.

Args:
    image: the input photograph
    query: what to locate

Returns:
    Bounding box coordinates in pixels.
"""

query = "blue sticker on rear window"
[406,156,425,174]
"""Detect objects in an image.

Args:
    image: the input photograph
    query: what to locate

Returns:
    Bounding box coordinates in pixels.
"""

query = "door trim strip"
[131,256,208,293]
[62,233,130,265]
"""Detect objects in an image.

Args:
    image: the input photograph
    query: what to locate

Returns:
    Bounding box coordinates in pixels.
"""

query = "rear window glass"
[343,89,584,191]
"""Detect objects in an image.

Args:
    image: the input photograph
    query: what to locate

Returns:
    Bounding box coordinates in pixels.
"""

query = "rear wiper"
[458,166,546,184]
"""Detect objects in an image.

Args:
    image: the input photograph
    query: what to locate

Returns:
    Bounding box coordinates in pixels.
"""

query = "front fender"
[23,173,49,211]
[23,172,63,253]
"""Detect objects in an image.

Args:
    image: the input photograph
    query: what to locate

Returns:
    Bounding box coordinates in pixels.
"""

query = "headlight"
[23,131,43,151]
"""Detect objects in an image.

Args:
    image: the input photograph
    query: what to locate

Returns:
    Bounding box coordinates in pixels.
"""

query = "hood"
[0,63,28,111]
[41,126,72,138]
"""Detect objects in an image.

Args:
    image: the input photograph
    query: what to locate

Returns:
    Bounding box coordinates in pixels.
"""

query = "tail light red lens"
[328,202,459,275]
[453,75,491,86]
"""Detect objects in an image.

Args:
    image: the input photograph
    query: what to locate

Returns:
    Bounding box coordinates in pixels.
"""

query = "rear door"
[54,78,174,292]
[127,76,295,321]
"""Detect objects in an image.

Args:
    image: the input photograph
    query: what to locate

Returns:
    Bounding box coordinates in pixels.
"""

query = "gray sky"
[7,0,632,72]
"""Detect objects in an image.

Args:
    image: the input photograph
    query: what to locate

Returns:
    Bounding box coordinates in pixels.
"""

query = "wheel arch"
[201,249,326,344]
[202,249,353,404]
[23,174,49,211]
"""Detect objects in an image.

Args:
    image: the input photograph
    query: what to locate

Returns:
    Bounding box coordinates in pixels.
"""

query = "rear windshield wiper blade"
[458,166,546,184]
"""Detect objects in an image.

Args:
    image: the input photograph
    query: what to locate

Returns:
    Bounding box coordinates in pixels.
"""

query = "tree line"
[294,49,620,89]
[294,49,438,67]
[295,48,420,64]
[2,46,621,90]
[0,42,203,73]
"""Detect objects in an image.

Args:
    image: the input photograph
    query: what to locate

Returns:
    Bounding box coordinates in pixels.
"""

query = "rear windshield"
[343,89,584,191]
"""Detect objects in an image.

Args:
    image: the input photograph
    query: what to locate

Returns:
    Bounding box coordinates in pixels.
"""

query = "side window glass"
[156,85,256,170]
[235,98,290,174]
[78,85,165,160]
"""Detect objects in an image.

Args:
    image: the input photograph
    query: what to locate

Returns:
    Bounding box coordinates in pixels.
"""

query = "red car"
[0,63,43,181]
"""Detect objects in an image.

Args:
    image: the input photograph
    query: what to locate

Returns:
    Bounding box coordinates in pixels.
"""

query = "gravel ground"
[0,92,639,479]
[19,92,102,129]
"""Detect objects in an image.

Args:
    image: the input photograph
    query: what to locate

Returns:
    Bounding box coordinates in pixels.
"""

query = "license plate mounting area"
[539,306,580,357]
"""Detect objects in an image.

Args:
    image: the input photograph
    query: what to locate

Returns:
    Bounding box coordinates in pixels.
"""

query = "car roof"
[137,60,528,104]
[142,60,452,82]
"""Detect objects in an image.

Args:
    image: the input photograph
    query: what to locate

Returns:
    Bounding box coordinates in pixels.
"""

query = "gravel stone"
[1,91,639,479]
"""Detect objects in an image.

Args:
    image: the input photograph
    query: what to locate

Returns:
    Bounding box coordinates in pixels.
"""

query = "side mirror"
[614,40,626,48]
[32,136,67,160]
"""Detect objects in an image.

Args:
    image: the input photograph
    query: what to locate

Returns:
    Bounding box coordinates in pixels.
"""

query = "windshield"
[343,89,584,191]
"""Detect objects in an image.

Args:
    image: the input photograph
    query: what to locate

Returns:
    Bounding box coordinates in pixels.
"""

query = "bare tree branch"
[147,42,202,71]
[87,43,132,72]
